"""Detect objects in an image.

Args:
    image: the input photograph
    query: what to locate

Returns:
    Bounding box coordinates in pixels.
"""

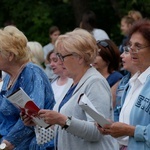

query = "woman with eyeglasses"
[98,19,150,150]
[29,51,73,149]
[92,39,123,108]
[22,28,119,150]
[114,47,138,122]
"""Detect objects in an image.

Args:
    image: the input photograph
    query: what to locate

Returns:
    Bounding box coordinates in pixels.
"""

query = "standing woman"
[114,46,138,122]
[47,50,73,102]
[35,29,118,150]
[43,26,61,81]
[98,19,150,150]
[93,39,123,107]
[0,26,55,150]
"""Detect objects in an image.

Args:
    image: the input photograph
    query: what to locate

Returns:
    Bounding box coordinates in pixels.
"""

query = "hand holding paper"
[7,88,50,128]
[78,93,112,127]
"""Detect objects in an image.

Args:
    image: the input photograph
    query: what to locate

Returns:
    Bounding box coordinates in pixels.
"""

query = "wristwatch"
[0,143,7,150]
[62,117,72,129]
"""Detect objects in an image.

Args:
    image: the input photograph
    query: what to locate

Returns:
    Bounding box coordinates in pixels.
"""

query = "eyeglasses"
[123,46,130,54]
[56,53,73,62]
[97,41,109,48]
[123,44,150,53]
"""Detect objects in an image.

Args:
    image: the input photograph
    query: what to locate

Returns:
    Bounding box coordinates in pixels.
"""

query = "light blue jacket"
[122,75,150,150]
[54,67,119,150]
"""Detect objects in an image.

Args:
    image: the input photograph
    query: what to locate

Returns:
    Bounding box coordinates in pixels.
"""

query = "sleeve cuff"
[134,125,146,141]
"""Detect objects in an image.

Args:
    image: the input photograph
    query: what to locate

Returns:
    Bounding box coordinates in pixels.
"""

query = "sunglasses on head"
[97,41,109,48]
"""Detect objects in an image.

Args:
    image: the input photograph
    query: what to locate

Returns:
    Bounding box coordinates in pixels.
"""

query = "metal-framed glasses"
[56,53,73,62]
[123,44,150,53]
[123,46,130,54]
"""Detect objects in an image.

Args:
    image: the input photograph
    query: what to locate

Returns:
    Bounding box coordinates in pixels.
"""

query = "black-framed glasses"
[97,41,109,48]
[56,53,73,62]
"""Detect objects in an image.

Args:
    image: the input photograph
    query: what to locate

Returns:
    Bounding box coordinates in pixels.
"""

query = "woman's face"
[49,53,67,76]
[56,49,80,79]
[120,51,134,72]
[129,32,150,72]
[92,55,108,71]
[0,52,11,72]
[50,30,60,43]
[120,20,131,36]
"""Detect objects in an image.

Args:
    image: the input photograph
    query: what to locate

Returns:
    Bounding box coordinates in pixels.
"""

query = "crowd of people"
[0,9,149,150]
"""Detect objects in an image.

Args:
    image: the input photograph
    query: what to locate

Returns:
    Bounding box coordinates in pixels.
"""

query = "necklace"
[7,63,27,89]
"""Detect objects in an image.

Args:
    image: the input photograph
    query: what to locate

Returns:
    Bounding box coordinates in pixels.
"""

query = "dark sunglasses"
[97,41,109,48]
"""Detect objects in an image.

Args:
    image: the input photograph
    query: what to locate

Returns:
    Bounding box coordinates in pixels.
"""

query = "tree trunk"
[70,0,89,26]
[108,0,122,18]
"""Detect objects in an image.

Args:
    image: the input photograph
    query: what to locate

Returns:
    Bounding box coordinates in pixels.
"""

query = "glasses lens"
[56,53,63,61]
[123,46,130,53]
[97,41,108,47]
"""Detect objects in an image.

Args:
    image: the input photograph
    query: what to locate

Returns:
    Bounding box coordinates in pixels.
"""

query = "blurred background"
[0,0,150,46]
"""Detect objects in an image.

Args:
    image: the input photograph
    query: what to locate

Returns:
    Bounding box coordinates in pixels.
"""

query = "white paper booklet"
[7,87,50,128]
[78,93,111,127]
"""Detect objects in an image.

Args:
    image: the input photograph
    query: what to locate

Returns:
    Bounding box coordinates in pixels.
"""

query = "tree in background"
[0,0,150,46]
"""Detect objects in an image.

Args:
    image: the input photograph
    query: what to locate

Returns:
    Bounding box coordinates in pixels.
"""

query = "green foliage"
[0,0,150,46]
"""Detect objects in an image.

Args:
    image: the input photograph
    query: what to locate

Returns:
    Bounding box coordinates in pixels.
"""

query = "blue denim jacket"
[114,73,131,122]
[0,62,55,150]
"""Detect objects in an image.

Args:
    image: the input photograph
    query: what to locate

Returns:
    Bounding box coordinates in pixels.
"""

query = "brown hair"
[128,19,150,45]
[97,39,121,73]
[49,26,60,35]
[46,50,54,62]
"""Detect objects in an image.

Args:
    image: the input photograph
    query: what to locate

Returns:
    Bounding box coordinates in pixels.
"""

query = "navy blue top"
[106,71,123,88]
[58,84,76,112]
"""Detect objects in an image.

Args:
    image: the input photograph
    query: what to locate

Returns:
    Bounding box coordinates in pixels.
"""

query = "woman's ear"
[8,52,15,61]
[78,55,84,65]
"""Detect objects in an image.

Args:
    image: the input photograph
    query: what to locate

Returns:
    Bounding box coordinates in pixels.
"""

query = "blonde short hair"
[0,25,30,62]
[27,41,44,67]
[128,10,143,21]
[55,28,98,65]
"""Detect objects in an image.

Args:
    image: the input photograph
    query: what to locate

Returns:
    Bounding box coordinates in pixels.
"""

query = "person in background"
[119,15,135,54]
[23,28,119,150]
[114,45,138,122]
[92,39,123,107]
[98,19,150,150]
[27,41,45,69]
[80,10,109,41]
[128,10,143,21]
[47,50,73,102]
[0,25,55,150]
[119,15,135,76]
[43,26,60,81]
